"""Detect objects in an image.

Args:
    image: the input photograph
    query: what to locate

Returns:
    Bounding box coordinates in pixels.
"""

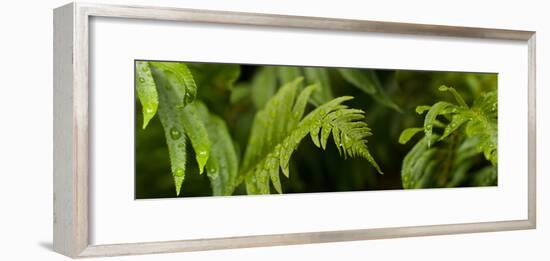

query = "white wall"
[0,0,547,260]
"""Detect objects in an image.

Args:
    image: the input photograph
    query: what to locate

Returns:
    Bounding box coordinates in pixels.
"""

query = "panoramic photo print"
[135,61,498,199]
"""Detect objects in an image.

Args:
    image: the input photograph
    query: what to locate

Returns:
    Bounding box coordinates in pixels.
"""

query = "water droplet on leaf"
[174,167,184,177]
[196,149,209,174]
[183,92,194,105]
[138,77,145,83]
[170,127,182,140]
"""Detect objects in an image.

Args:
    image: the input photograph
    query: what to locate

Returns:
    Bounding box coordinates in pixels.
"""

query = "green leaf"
[149,62,212,195]
[277,66,302,84]
[338,69,401,111]
[291,84,319,128]
[367,71,402,112]
[135,61,159,129]
[179,104,211,174]
[424,101,454,147]
[303,67,333,104]
[148,65,188,196]
[193,102,239,196]
[338,68,376,94]
[439,85,468,108]
[399,127,424,144]
[401,136,438,189]
[415,105,431,114]
[149,61,197,107]
[440,113,468,140]
[251,67,277,109]
[466,90,498,165]
[400,87,498,189]
[241,77,382,194]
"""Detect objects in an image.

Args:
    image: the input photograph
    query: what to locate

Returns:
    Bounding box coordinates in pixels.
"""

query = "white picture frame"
[53,2,536,258]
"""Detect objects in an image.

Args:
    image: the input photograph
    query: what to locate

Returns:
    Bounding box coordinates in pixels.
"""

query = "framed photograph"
[53,2,536,258]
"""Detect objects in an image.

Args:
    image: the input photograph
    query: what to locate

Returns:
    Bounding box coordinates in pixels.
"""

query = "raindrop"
[209,167,217,173]
[138,77,145,83]
[174,167,184,177]
[184,92,194,105]
[145,107,154,114]
[170,127,182,140]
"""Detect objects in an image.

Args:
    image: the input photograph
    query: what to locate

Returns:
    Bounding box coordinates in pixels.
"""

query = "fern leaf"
[338,69,401,111]
[401,136,438,189]
[466,90,498,165]
[303,67,333,104]
[251,67,277,109]
[439,85,468,107]
[401,133,490,189]
[178,105,211,174]
[149,61,197,107]
[277,66,302,84]
[147,64,189,195]
[149,63,212,195]
[338,68,376,94]
[194,102,239,196]
[135,61,159,129]
[424,101,454,147]
[241,78,382,194]
[415,105,431,114]
[399,127,423,144]
[440,113,468,140]
[400,86,498,189]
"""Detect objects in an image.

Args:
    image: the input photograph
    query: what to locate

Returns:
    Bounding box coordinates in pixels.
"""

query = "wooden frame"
[53,2,537,258]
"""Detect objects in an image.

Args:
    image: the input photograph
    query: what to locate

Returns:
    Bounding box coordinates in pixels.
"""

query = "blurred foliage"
[135,61,497,199]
